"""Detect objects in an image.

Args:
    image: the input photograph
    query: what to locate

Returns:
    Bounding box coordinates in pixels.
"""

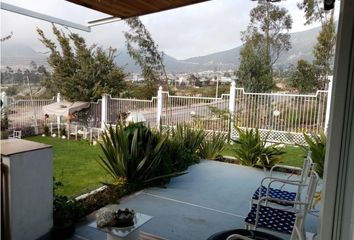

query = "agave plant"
[171,123,206,154]
[232,127,284,168]
[98,123,170,188]
[198,132,227,160]
[300,131,327,177]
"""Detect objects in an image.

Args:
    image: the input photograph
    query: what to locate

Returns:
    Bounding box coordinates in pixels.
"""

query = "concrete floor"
[69,160,320,240]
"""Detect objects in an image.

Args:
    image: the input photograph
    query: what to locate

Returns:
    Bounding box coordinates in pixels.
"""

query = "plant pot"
[50,222,75,240]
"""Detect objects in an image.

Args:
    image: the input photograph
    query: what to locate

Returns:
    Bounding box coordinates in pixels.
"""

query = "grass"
[222,144,305,168]
[25,135,306,196]
[25,136,109,197]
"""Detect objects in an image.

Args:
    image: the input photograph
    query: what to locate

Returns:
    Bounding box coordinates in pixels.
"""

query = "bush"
[171,123,206,155]
[98,123,180,190]
[198,132,227,160]
[53,180,85,226]
[231,127,284,168]
[166,124,206,170]
[43,124,50,136]
[299,131,326,177]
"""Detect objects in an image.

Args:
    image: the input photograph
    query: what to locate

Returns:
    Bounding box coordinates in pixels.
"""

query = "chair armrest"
[226,234,253,240]
[270,164,302,177]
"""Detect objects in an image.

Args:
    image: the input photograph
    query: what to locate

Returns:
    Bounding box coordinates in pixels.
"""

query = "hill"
[1,25,322,73]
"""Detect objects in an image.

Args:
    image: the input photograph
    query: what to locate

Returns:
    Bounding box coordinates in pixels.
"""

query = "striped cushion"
[252,186,296,206]
[245,204,296,234]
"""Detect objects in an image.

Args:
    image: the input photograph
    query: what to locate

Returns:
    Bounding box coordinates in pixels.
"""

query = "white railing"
[162,92,230,133]
[1,82,331,144]
[6,97,56,130]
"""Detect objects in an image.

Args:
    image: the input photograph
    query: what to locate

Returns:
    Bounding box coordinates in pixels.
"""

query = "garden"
[26,124,323,199]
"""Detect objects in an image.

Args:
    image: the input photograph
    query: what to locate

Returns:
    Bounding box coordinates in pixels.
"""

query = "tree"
[248,2,292,67]
[37,25,127,102]
[298,0,336,88]
[124,17,168,97]
[290,59,319,93]
[313,15,336,88]
[236,2,292,92]
[236,32,273,92]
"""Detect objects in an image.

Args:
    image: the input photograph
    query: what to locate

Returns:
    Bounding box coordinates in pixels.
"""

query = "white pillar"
[1,91,8,107]
[324,77,333,133]
[56,93,61,137]
[229,81,236,139]
[101,94,108,130]
[156,86,163,129]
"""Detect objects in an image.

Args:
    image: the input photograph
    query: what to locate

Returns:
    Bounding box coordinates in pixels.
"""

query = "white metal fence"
[6,97,56,130]
[1,82,331,144]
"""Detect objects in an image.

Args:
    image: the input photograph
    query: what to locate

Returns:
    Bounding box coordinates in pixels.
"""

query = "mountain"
[182,26,321,70]
[1,25,322,73]
[1,42,49,70]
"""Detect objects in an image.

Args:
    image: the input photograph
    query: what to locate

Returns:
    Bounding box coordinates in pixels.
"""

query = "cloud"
[1,0,338,60]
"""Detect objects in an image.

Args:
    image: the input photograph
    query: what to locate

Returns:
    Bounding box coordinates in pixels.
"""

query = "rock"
[96,205,119,228]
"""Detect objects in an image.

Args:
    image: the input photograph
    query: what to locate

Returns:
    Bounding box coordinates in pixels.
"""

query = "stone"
[96,205,119,228]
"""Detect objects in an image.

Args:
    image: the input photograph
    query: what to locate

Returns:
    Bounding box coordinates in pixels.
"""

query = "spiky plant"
[198,132,227,160]
[300,131,326,177]
[98,123,170,188]
[232,127,284,168]
[171,123,206,154]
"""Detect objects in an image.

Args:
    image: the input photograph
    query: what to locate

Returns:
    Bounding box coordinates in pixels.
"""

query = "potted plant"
[51,181,85,239]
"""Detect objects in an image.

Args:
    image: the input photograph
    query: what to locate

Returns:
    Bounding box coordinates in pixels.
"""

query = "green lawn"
[25,136,109,197]
[222,144,306,168]
[25,136,306,197]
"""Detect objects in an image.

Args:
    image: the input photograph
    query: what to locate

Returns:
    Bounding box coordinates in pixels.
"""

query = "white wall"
[2,142,53,240]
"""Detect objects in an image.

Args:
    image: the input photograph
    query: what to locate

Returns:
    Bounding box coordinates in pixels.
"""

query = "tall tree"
[236,32,273,92]
[290,59,320,93]
[248,2,292,67]
[124,17,168,96]
[37,25,127,102]
[236,2,292,92]
[298,0,336,88]
[313,15,336,88]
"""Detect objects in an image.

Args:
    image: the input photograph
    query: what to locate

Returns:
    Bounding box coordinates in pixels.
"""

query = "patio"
[68,160,319,240]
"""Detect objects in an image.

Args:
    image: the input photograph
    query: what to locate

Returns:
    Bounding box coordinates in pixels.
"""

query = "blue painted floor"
[71,160,320,240]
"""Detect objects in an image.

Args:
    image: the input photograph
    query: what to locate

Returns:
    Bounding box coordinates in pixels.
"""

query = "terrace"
[57,160,320,240]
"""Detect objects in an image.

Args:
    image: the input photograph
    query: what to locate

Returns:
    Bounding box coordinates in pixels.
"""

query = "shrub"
[53,180,85,226]
[232,127,284,168]
[299,131,326,177]
[198,132,227,160]
[167,124,206,170]
[98,123,177,190]
[43,124,50,136]
[171,123,206,155]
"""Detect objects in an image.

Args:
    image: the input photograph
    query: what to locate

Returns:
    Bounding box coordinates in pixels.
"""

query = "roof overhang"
[65,0,210,19]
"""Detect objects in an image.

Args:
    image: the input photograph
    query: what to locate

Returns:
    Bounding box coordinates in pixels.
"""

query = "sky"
[0,0,339,60]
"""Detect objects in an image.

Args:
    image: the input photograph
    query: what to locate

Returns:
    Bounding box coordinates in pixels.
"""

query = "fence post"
[101,94,108,130]
[56,93,61,137]
[156,86,163,129]
[1,91,7,107]
[228,81,236,140]
[324,78,333,133]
